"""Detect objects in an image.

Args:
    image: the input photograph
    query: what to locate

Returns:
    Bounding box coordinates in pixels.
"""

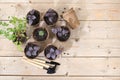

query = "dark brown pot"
[56,26,70,42]
[24,42,44,59]
[26,9,40,26]
[33,27,49,41]
[44,9,58,25]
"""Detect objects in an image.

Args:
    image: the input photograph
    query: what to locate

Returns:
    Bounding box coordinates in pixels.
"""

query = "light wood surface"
[0,0,120,80]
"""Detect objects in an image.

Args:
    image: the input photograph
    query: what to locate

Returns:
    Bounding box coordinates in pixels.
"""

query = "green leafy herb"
[0,16,27,51]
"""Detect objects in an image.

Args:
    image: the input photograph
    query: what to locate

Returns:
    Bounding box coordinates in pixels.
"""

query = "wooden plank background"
[0,0,120,80]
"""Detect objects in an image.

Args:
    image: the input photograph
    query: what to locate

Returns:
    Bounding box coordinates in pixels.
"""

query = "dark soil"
[33,28,48,41]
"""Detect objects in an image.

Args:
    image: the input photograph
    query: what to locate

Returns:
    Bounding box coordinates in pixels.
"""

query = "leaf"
[46,53,51,58]
[39,30,44,36]
[0,21,9,27]
[55,49,62,55]
[51,54,56,59]
[0,21,2,25]
[2,22,9,26]
[16,44,23,52]
[0,29,4,35]
[51,28,57,34]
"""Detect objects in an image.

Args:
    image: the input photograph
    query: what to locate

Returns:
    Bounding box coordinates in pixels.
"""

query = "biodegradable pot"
[26,9,40,26]
[24,42,43,59]
[44,45,62,60]
[52,26,70,42]
[44,9,58,25]
[62,8,80,29]
[33,27,49,41]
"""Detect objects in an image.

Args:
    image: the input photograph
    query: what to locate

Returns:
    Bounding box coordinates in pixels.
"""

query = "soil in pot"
[52,26,70,41]
[44,9,58,25]
[44,45,62,60]
[33,27,48,41]
[26,9,40,26]
[24,42,41,59]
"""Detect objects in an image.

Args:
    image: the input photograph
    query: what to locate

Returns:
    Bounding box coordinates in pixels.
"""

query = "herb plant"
[0,16,27,46]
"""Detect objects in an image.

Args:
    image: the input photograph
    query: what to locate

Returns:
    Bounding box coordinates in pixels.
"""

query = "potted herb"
[44,9,58,25]
[33,27,49,41]
[24,42,42,59]
[44,45,62,60]
[0,16,27,45]
[51,26,70,41]
[26,9,40,26]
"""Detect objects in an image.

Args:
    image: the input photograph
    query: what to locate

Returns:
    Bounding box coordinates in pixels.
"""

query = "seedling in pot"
[44,9,58,25]
[44,45,62,60]
[24,42,41,59]
[33,27,48,41]
[26,9,40,26]
[51,26,70,41]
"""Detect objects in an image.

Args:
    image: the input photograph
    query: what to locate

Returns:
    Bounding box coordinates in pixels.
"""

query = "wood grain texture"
[0,38,120,57]
[0,0,120,4]
[0,3,119,20]
[0,0,120,79]
[0,57,120,76]
[0,76,120,80]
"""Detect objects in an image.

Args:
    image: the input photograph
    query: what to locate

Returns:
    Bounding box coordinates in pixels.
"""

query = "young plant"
[44,45,62,60]
[51,26,70,41]
[33,28,48,41]
[38,30,44,36]
[44,9,58,25]
[24,42,40,59]
[0,16,27,50]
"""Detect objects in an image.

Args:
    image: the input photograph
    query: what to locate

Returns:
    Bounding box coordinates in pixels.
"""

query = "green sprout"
[39,30,44,36]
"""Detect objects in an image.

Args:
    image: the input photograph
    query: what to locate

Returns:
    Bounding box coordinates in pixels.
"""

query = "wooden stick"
[22,59,43,69]
[31,58,55,67]
[22,57,50,68]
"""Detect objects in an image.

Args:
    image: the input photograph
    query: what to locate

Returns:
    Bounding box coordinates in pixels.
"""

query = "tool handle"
[32,59,55,67]
[22,58,43,69]
[33,58,46,63]
[23,57,50,68]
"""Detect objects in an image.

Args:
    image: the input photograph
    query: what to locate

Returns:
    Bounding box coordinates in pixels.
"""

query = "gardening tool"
[22,57,60,74]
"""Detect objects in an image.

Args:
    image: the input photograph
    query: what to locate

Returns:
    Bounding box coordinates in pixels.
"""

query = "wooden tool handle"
[33,58,45,63]
[23,57,50,68]
[22,58,43,69]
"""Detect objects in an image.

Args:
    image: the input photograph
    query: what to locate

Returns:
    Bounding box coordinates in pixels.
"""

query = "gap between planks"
[0,57,120,76]
[0,3,120,20]
[0,0,120,4]
[0,76,120,80]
